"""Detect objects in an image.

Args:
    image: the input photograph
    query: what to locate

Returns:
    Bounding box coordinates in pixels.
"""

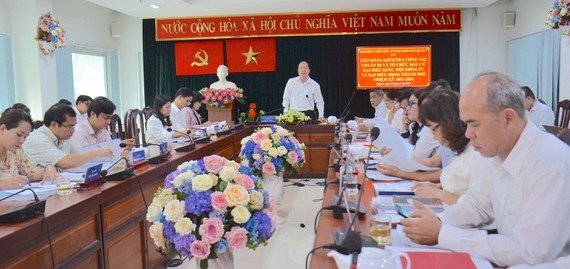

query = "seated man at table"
[401,72,570,267]
[23,103,113,170]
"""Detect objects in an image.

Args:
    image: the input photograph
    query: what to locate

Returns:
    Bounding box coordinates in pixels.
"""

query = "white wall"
[0,0,142,119]
[461,0,569,103]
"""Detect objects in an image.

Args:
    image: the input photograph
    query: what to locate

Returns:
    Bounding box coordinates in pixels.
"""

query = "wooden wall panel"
[105,222,144,269]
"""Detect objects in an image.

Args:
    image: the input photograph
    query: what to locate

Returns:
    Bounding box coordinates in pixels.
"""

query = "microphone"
[339,91,356,123]
[0,188,46,223]
[100,157,134,181]
[123,142,169,164]
[305,94,319,123]
[167,128,196,152]
[263,106,285,115]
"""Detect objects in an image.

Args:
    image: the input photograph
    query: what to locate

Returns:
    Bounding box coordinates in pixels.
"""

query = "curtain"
[508,29,560,111]
[143,19,460,120]
[0,34,15,111]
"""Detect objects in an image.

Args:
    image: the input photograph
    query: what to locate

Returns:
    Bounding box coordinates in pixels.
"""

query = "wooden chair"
[124,109,147,145]
[108,114,124,140]
[33,120,44,130]
[142,106,153,122]
[555,99,570,128]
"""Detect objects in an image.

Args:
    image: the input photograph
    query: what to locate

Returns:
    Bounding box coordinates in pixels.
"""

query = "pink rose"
[203,155,226,173]
[234,174,255,190]
[190,240,211,260]
[225,227,248,251]
[290,137,299,144]
[214,102,219,106]
[223,99,229,104]
[211,191,227,212]
[252,132,267,144]
[299,150,305,161]
[264,208,277,229]
[238,93,243,98]
[217,96,223,101]
[199,218,225,244]
[262,162,276,175]
[287,151,298,164]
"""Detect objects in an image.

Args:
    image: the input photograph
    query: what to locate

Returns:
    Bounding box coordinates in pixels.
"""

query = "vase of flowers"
[35,12,66,56]
[547,0,570,35]
[276,109,311,125]
[146,155,275,269]
[239,126,306,214]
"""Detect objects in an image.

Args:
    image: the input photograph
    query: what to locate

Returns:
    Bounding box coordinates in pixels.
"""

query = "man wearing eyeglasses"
[170,87,194,131]
[23,103,113,170]
[73,95,93,124]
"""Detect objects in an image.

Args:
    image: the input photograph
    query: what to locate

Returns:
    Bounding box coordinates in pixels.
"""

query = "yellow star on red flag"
[241,46,260,65]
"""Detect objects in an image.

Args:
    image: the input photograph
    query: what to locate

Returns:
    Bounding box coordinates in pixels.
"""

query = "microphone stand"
[100,157,134,181]
[167,128,196,152]
[0,188,46,223]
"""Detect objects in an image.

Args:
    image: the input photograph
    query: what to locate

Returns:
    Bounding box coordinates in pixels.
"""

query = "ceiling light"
[149,4,160,9]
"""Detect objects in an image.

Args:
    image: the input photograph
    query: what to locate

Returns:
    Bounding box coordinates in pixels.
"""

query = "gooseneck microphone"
[305,94,318,121]
[100,157,133,180]
[263,106,285,115]
[167,128,196,152]
[0,188,46,223]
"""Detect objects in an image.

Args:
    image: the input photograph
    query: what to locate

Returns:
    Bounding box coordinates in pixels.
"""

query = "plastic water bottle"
[345,157,358,197]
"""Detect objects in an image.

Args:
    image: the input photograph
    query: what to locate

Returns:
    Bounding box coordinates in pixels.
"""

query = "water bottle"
[345,157,358,197]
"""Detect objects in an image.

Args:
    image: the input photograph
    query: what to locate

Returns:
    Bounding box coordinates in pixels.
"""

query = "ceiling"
[85,0,498,19]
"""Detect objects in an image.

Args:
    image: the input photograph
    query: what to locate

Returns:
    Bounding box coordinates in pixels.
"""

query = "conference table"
[0,124,334,268]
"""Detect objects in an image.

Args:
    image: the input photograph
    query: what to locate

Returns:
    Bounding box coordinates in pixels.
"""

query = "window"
[71,52,107,97]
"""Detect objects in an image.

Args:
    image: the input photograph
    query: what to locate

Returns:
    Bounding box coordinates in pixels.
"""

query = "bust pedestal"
[207,102,234,124]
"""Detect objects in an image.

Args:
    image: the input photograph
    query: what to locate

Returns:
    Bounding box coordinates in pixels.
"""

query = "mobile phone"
[395,204,412,218]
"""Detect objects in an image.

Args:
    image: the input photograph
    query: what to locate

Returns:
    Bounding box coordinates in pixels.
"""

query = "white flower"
[219,166,238,182]
[209,173,219,186]
[242,160,249,166]
[153,188,176,207]
[271,133,281,142]
[253,153,261,160]
[268,148,279,157]
[260,127,272,135]
[249,190,264,210]
[146,203,163,222]
[173,171,194,188]
[278,146,288,156]
[231,205,252,224]
[192,174,214,191]
[276,127,289,136]
[163,199,186,222]
[149,222,166,248]
[240,136,251,145]
[174,217,196,235]
[177,161,196,171]
[226,160,241,170]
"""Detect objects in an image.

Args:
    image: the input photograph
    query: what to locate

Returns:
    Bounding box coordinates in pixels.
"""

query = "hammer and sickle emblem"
[190,49,209,67]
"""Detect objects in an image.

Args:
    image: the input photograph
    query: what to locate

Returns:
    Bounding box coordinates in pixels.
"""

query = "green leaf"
[200,259,209,269]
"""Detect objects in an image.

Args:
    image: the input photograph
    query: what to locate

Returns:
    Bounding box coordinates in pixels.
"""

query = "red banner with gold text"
[226,38,276,73]
[156,10,461,41]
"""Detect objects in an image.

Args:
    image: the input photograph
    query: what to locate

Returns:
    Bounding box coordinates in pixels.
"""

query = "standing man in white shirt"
[169,87,194,131]
[400,72,570,267]
[521,86,555,130]
[73,95,92,124]
[282,61,325,121]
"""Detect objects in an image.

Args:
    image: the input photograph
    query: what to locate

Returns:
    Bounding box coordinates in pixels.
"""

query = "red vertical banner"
[174,40,224,76]
[226,38,276,73]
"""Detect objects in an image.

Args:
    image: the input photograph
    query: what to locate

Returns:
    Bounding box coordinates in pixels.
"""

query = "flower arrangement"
[199,87,246,110]
[35,12,66,56]
[239,126,306,177]
[146,155,275,269]
[276,109,311,125]
[546,0,570,29]
[240,103,265,123]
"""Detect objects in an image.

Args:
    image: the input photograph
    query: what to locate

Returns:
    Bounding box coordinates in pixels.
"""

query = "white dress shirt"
[440,144,490,201]
[375,100,388,119]
[282,76,325,118]
[438,122,570,267]
[528,101,555,131]
[391,108,405,133]
[23,126,81,167]
[73,107,87,124]
[510,255,570,269]
[411,126,439,159]
[145,115,174,145]
[170,103,185,131]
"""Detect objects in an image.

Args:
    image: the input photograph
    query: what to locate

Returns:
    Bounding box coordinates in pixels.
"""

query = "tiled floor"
[173,178,326,269]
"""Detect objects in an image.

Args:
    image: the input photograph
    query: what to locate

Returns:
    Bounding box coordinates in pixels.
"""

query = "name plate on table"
[260,115,277,123]
[85,163,103,183]
[159,142,168,154]
[132,148,146,165]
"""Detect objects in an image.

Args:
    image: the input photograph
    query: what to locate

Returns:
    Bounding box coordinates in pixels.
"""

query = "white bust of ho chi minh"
[209,65,237,89]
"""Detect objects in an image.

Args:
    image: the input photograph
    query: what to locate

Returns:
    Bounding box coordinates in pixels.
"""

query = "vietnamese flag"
[174,40,224,76]
[226,38,276,73]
